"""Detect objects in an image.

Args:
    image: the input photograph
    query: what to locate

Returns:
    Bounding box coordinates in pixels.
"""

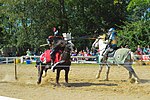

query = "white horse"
[92,34,140,83]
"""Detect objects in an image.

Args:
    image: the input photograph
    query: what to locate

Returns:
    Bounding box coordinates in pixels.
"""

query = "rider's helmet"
[108,28,115,32]
[107,28,115,36]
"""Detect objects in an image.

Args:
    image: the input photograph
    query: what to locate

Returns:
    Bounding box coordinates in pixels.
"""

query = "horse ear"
[102,34,106,38]
[98,34,105,39]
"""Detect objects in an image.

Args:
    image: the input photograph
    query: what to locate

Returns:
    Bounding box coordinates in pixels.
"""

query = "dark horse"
[36,40,74,85]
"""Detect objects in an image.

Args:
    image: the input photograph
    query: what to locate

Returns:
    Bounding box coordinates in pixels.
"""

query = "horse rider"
[47,26,64,67]
[102,28,118,62]
[50,40,66,65]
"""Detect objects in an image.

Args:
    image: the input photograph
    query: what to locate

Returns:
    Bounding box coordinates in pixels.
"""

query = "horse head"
[92,34,107,56]
[62,33,75,52]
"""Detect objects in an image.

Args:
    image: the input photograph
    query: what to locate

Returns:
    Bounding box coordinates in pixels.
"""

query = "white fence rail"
[20,56,97,64]
[0,57,20,64]
[0,55,149,64]
[0,56,97,64]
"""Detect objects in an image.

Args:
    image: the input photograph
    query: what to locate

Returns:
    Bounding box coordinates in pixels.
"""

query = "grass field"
[0,63,150,100]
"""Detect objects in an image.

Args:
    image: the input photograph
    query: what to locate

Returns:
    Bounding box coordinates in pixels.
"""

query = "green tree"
[127,0,150,21]
[1,0,61,55]
[118,0,150,51]
[118,20,150,51]
[0,0,131,55]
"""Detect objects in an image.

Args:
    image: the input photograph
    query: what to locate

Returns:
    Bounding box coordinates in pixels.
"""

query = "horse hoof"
[96,75,100,79]
[104,79,109,81]
[135,81,140,84]
[42,75,46,78]
[55,83,61,87]
[37,81,41,85]
[42,72,47,78]
[135,79,140,84]
[130,78,136,83]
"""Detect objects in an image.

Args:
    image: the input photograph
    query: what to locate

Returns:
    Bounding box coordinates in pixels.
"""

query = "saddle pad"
[40,49,62,64]
[114,48,131,64]
[40,50,51,63]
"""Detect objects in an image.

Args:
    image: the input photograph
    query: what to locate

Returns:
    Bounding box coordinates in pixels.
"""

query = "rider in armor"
[47,26,64,67]
[102,28,118,62]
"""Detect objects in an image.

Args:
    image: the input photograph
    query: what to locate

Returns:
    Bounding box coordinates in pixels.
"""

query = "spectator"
[77,50,84,60]
[26,49,32,56]
[78,50,84,56]
[71,50,77,61]
[147,45,150,55]
[136,45,143,55]
[26,49,32,60]
[84,51,89,60]
[134,45,143,60]
[143,46,148,55]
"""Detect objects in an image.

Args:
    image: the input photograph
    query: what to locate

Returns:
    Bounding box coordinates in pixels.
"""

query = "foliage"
[1,0,60,55]
[127,0,150,21]
[118,20,150,51]
[1,0,148,56]
[117,0,150,51]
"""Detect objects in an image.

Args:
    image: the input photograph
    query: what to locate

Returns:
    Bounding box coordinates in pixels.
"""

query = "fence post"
[20,56,24,63]
[6,57,8,64]
[14,58,17,80]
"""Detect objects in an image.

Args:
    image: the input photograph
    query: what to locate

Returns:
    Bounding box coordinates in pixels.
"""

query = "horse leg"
[128,71,132,79]
[37,65,41,77]
[56,68,61,85]
[96,65,103,79]
[105,64,110,81]
[37,66,44,84]
[42,68,48,78]
[64,67,69,83]
[124,64,140,83]
[42,67,48,78]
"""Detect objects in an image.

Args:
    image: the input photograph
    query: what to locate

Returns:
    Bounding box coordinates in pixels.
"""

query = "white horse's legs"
[128,71,132,79]
[105,64,110,81]
[96,65,103,79]
[96,64,110,81]
[123,63,140,83]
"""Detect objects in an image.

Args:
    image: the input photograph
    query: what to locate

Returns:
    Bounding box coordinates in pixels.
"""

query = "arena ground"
[0,63,150,100]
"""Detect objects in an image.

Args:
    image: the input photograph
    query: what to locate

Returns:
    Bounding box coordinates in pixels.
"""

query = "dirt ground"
[0,63,150,100]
